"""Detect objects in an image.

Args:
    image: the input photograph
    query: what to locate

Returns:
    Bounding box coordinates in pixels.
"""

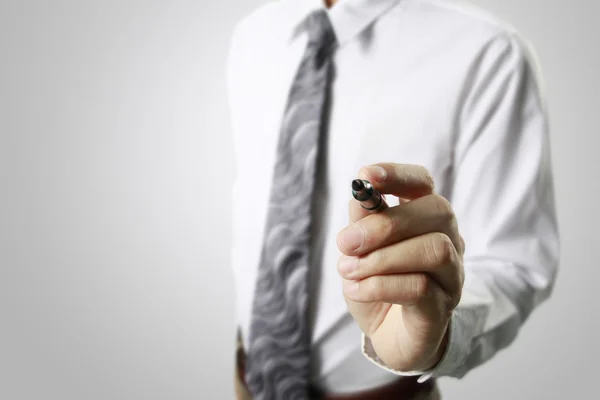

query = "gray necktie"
[245,9,337,400]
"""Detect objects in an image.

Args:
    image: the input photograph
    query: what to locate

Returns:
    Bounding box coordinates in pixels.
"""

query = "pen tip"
[352,179,364,191]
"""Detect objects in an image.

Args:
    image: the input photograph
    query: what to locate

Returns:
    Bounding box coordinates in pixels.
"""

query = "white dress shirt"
[227,0,559,394]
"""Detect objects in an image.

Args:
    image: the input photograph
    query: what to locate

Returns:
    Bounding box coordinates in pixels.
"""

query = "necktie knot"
[306,9,336,49]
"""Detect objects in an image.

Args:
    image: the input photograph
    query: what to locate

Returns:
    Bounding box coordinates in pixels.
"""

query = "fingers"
[360,164,435,199]
[341,164,464,311]
[338,193,464,258]
[349,164,433,223]
[338,232,463,306]
[342,272,449,306]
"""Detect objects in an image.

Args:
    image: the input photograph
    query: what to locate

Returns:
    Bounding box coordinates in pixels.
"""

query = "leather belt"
[235,332,436,400]
[308,377,436,400]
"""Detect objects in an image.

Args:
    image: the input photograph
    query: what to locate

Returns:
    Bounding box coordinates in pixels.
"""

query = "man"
[227,0,559,399]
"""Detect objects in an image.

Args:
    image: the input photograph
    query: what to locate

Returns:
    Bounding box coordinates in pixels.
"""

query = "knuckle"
[412,274,430,300]
[377,212,397,241]
[440,292,458,316]
[364,277,383,301]
[426,233,454,266]
[421,236,436,266]
[431,194,454,220]
[449,290,462,310]
[440,234,457,265]
[366,249,385,273]
[416,166,435,192]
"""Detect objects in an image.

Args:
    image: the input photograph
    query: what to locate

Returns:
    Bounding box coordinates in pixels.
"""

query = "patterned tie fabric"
[245,9,337,400]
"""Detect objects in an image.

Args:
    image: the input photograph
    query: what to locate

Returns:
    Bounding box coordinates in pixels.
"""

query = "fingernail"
[338,256,359,276]
[343,279,359,295]
[366,165,387,183]
[339,224,364,251]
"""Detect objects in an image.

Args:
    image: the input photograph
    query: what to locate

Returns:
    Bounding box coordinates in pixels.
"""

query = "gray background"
[0,0,597,399]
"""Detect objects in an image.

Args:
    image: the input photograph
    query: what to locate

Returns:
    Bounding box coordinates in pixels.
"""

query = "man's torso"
[228,0,521,392]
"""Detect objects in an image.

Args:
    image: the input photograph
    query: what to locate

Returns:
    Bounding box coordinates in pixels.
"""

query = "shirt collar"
[287,0,403,46]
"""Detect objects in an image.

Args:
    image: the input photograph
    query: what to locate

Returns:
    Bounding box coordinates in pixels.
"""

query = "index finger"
[365,163,435,198]
[349,163,434,223]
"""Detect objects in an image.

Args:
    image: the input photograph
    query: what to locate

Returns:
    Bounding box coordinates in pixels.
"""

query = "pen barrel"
[351,179,386,212]
[359,190,384,211]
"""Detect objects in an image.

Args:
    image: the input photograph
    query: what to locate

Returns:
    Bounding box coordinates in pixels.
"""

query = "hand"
[336,163,465,372]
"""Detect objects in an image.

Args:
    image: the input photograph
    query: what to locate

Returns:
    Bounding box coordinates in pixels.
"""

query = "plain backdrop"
[1,0,598,399]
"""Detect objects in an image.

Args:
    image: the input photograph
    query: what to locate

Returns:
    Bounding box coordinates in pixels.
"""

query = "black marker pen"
[351,179,388,212]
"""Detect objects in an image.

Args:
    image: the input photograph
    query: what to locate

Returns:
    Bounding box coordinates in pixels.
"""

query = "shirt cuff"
[361,307,480,382]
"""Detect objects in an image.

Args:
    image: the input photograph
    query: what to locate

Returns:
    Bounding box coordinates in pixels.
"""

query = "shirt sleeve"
[362,31,560,380]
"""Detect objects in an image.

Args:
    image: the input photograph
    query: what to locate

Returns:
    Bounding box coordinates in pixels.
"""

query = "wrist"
[424,323,451,370]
